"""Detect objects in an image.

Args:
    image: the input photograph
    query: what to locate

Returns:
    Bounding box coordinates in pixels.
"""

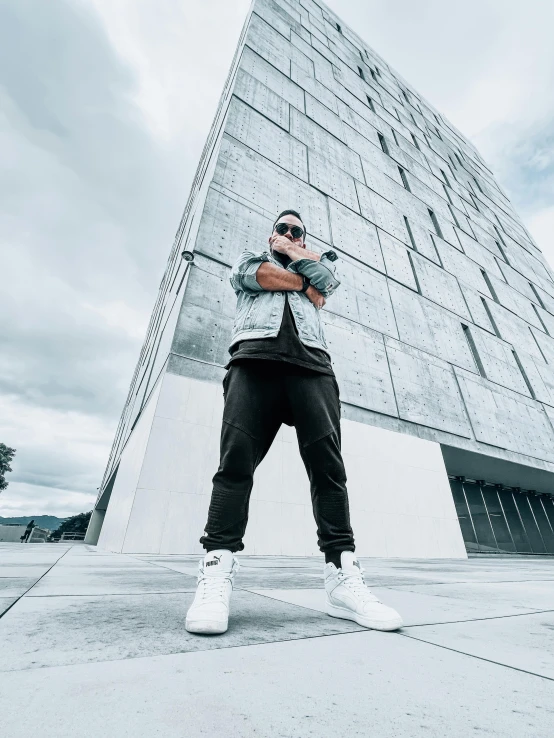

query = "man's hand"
[306,284,326,310]
[269,234,293,255]
[270,235,321,263]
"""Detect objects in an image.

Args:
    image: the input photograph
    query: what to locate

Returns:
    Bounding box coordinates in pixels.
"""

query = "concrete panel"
[459,284,496,333]
[195,186,272,265]
[515,350,554,407]
[389,281,478,372]
[321,312,397,416]
[328,255,397,337]
[497,260,539,302]
[468,325,531,396]
[226,96,308,180]
[489,274,542,329]
[356,181,407,242]
[172,303,233,367]
[411,252,471,320]
[307,149,359,212]
[253,0,301,38]
[486,300,544,360]
[433,238,493,296]
[328,198,384,270]
[379,231,418,291]
[305,93,346,141]
[289,107,364,180]
[245,13,291,76]
[239,46,305,112]
[233,70,290,129]
[290,62,337,114]
[386,339,473,438]
[214,136,331,242]
[532,328,554,363]
[454,368,554,462]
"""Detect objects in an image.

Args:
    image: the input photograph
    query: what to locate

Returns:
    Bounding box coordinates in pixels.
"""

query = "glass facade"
[449,477,554,555]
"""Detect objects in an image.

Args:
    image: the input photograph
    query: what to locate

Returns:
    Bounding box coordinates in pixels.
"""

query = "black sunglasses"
[274,222,304,239]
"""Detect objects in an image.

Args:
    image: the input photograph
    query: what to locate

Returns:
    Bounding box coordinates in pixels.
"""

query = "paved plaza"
[0,543,553,736]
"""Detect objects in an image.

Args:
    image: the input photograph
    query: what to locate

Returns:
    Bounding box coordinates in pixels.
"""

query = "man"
[185,210,402,634]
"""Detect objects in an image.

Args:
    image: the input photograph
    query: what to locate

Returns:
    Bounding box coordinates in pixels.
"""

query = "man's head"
[270,209,306,249]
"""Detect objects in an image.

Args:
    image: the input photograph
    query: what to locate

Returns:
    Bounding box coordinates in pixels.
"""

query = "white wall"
[98,371,466,558]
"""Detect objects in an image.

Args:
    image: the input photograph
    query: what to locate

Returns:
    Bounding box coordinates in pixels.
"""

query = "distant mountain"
[0,515,67,530]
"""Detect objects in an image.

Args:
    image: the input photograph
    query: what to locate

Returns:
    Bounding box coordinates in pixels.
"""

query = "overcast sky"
[1,0,553,518]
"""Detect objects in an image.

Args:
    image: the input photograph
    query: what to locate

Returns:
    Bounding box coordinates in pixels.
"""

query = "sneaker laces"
[195,558,239,604]
[337,568,380,603]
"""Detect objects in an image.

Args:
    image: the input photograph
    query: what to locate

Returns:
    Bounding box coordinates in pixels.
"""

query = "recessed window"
[435,125,442,139]
[428,208,444,239]
[402,89,409,103]
[443,184,453,205]
[440,169,450,186]
[454,152,463,166]
[404,216,417,250]
[375,66,381,76]
[462,324,486,378]
[529,282,546,309]
[336,22,342,33]
[367,95,375,112]
[411,132,421,150]
[357,66,366,81]
[398,166,410,191]
[391,128,399,145]
[473,176,484,193]
[359,50,365,61]
[512,350,536,399]
[434,112,441,124]
[378,132,389,155]
[480,269,498,302]
[370,68,377,82]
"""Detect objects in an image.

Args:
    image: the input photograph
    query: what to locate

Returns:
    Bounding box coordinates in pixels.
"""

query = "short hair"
[272,209,306,238]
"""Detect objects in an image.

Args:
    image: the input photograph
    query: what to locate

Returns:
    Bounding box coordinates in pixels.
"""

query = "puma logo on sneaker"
[186,550,239,635]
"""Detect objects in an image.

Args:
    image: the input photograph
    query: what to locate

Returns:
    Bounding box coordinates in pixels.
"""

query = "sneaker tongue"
[203,550,234,575]
[340,551,362,574]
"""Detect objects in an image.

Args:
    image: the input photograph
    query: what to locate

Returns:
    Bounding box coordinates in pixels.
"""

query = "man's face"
[270,214,305,249]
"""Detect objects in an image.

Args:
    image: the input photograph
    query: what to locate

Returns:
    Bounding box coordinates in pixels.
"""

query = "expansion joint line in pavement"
[399,632,554,683]
[0,546,72,622]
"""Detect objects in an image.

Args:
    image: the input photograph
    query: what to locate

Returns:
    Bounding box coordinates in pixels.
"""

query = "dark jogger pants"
[199,359,356,555]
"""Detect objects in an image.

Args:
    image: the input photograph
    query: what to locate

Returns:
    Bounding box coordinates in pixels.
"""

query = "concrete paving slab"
[25,569,198,597]
[395,580,554,611]
[0,578,37,597]
[0,596,17,616]
[0,631,552,738]
[248,587,551,625]
[406,611,554,680]
[0,591,362,671]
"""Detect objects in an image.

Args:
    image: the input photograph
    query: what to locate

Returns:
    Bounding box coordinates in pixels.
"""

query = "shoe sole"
[325,602,403,631]
[185,619,228,635]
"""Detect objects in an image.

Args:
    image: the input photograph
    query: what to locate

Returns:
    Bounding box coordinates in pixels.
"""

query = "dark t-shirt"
[225,294,334,375]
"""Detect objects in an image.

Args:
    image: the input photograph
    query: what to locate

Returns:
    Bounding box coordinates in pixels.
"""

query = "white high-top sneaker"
[324,552,403,631]
[185,550,239,634]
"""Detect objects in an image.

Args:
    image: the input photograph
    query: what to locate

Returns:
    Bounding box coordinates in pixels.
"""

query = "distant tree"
[0,444,16,492]
[50,511,92,541]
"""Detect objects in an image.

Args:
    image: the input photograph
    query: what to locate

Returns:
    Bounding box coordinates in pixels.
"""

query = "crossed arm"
[256,243,326,308]
[230,240,341,307]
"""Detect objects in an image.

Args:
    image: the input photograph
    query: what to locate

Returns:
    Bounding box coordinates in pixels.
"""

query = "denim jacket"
[228,247,341,355]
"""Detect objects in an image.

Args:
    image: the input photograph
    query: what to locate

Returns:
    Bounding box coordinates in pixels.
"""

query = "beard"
[271,247,292,268]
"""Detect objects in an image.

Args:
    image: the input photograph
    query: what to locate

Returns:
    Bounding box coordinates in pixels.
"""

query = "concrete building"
[87,0,554,557]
